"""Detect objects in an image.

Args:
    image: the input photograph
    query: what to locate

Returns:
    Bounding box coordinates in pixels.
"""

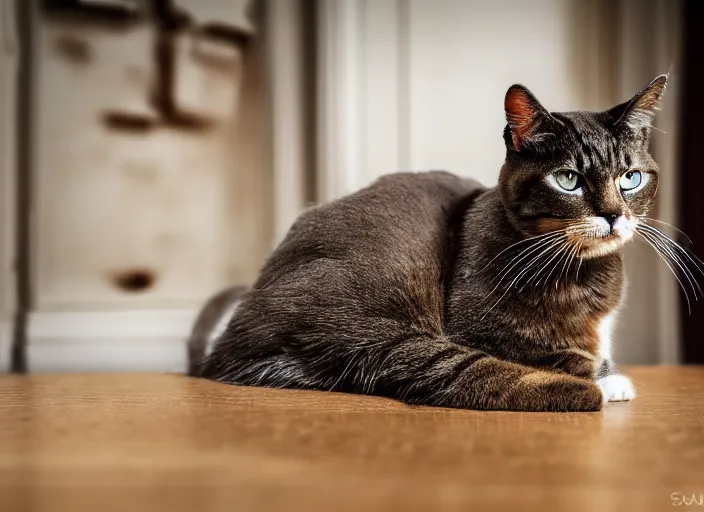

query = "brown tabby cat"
[190,75,689,412]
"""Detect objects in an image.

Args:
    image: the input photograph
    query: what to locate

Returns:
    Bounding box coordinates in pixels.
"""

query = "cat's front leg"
[596,358,636,402]
[531,351,635,403]
[531,348,599,380]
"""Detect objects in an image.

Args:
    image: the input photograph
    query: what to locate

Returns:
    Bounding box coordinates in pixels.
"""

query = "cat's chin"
[578,236,628,259]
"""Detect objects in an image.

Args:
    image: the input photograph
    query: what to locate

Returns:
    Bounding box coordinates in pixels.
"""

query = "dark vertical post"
[12,0,33,372]
[679,0,704,362]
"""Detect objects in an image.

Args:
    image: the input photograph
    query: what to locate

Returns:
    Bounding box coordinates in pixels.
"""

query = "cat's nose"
[602,213,620,232]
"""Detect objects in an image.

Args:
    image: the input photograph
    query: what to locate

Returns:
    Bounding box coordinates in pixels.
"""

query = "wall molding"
[617,0,682,363]
[0,321,11,372]
[316,0,409,203]
[268,0,308,242]
[26,309,198,372]
[316,0,363,202]
[651,0,682,364]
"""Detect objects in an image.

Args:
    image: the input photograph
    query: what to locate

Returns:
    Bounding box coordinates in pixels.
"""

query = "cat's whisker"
[637,227,703,299]
[572,241,584,280]
[480,241,564,321]
[574,244,584,281]
[477,230,565,275]
[481,222,594,282]
[483,235,566,297]
[480,258,543,305]
[515,242,566,292]
[516,224,590,293]
[636,216,693,245]
[551,221,593,288]
[507,237,569,286]
[636,230,692,314]
[535,242,572,289]
[557,241,580,290]
[637,225,704,302]
[483,234,570,288]
[523,239,570,289]
[650,230,702,292]
[534,221,594,290]
[640,230,701,300]
[638,224,704,273]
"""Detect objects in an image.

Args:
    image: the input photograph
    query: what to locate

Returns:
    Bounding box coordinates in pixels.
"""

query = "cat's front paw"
[597,374,636,403]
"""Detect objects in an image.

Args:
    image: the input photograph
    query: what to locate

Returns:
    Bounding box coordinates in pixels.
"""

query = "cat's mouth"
[529,215,636,259]
[576,235,627,259]
[568,215,636,259]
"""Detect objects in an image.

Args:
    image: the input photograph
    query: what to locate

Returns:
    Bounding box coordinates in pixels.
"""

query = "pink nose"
[612,215,633,237]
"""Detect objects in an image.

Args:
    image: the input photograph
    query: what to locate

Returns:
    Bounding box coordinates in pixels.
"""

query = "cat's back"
[261,171,484,281]
[201,171,483,384]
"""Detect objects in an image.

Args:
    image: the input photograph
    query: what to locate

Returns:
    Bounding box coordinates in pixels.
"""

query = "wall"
[25,0,274,371]
[2,0,683,371]
[32,6,265,312]
[318,0,682,364]
[21,0,310,372]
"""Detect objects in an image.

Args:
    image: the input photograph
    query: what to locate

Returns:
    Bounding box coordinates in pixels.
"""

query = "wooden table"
[1,367,703,512]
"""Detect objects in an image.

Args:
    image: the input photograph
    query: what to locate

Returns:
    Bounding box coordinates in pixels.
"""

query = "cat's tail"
[187,285,249,376]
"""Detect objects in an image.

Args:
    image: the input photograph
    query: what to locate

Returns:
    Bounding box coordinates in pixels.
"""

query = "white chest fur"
[596,309,636,402]
[597,311,616,360]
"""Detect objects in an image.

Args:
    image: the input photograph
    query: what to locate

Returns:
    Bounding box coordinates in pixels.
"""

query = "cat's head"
[498,75,667,259]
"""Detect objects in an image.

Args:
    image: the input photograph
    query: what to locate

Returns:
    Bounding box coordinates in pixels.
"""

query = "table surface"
[1,367,703,512]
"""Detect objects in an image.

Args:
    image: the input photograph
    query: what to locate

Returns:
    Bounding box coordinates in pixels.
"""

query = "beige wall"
[23,0,274,371]
[32,16,268,312]
[15,0,308,372]
[1,0,682,371]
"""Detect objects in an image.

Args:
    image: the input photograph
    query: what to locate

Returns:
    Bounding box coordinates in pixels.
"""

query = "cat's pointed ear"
[607,74,667,132]
[504,85,555,151]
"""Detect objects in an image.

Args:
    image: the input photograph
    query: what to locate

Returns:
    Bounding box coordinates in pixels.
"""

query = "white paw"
[597,374,636,403]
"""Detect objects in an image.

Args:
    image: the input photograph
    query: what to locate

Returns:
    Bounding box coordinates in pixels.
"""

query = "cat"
[190,75,682,412]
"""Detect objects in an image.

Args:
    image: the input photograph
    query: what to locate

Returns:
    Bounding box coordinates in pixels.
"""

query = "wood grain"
[1,367,703,512]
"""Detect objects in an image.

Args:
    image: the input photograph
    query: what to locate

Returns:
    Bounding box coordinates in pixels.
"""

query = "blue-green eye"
[619,170,643,191]
[553,170,580,191]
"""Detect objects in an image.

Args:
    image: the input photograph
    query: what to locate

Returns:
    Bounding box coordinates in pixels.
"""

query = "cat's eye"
[555,171,579,190]
[546,170,582,194]
[619,170,643,192]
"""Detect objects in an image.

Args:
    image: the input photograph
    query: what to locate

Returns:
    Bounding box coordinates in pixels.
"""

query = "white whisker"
[640,229,700,299]
[527,241,569,289]
[480,242,562,321]
[637,227,703,299]
[481,235,566,302]
[636,230,692,314]
[514,242,565,293]
[638,224,704,274]
[637,217,693,245]
[557,242,581,290]
[477,230,564,274]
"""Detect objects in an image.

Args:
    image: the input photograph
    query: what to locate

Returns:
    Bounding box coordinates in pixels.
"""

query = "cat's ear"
[607,74,667,132]
[504,85,555,151]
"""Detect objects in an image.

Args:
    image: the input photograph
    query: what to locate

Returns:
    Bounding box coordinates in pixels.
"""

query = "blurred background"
[0,0,701,374]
